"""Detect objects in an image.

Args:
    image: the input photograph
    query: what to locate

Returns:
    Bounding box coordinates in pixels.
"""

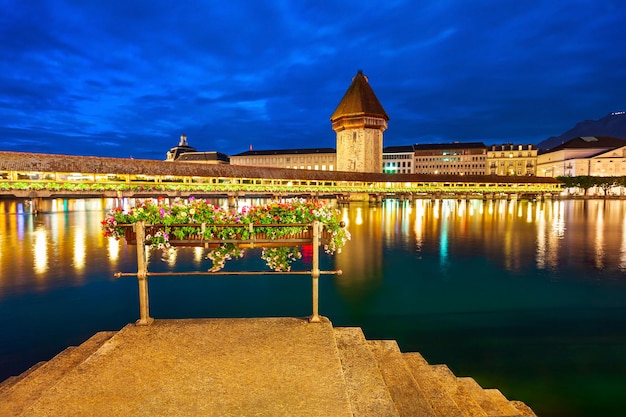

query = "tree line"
[556,176,626,196]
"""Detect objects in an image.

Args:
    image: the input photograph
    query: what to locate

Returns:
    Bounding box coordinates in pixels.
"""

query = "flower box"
[103,198,350,271]
[123,226,333,248]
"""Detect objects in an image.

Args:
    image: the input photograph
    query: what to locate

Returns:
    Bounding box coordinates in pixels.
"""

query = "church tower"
[331,70,389,172]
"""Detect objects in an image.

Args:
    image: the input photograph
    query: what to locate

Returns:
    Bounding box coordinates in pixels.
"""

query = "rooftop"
[545,136,626,153]
[232,147,336,157]
[414,142,487,151]
[330,71,389,122]
[0,150,561,185]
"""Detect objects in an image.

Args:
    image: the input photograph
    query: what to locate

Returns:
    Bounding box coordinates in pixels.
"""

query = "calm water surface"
[1,197,626,417]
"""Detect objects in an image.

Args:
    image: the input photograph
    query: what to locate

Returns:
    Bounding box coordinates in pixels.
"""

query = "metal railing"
[114,220,342,325]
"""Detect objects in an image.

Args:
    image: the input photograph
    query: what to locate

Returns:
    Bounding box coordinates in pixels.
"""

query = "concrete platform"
[0,317,537,417]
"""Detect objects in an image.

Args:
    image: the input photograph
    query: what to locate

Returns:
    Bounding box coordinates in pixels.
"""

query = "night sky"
[1,1,625,160]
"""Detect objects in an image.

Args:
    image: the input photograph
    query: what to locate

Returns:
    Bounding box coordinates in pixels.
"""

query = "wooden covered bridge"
[0,151,561,202]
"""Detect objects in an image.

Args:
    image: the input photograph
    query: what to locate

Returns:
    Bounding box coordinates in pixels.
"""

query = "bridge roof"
[0,151,561,185]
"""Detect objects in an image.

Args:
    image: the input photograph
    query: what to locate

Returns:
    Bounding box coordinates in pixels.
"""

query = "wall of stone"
[336,129,382,173]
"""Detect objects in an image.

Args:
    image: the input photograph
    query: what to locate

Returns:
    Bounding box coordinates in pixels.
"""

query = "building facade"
[413,142,487,175]
[536,136,626,177]
[382,145,414,174]
[486,144,537,176]
[331,71,388,173]
[229,148,336,171]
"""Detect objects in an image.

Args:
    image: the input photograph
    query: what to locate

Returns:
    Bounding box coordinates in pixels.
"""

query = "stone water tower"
[330,70,389,172]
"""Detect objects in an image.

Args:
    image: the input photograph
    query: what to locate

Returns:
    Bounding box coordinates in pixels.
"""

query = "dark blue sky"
[1,0,625,160]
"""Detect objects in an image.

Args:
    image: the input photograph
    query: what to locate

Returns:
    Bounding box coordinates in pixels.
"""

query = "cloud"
[0,0,625,158]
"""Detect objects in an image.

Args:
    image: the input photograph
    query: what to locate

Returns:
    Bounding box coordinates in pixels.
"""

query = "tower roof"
[330,70,389,122]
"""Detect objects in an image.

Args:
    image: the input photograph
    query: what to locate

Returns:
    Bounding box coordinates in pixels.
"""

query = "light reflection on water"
[3,197,626,295]
[1,197,626,416]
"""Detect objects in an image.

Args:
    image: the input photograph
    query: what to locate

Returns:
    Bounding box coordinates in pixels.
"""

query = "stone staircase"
[334,327,535,417]
[0,319,536,417]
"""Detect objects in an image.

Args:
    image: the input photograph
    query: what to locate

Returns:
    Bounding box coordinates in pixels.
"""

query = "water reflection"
[595,201,605,270]
[33,226,48,274]
[335,204,384,305]
[2,198,626,300]
[334,198,626,280]
[621,210,626,271]
[3,197,626,417]
[108,236,120,261]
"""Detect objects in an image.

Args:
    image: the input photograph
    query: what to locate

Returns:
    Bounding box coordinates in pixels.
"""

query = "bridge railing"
[114,220,342,325]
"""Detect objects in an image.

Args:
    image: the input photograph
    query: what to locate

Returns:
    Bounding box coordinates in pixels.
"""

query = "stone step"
[0,331,117,416]
[430,364,489,417]
[457,377,524,417]
[1,319,538,417]
[510,400,537,417]
[0,361,45,395]
[403,352,466,417]
[367,340,437,417]
[334,327,400,417]
[18,318,354,417]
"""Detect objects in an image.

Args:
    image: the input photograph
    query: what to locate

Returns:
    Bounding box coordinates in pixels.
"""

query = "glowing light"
[594,202,604,269]
[536,211,546,270]
[414,203,424,250]
[108,237,120,262]
[33,227,48,274]
[342,207,350,227]
[355,207,363,225]
[73,226,86,270]
[442,200,451,219]
[194,247,204,265]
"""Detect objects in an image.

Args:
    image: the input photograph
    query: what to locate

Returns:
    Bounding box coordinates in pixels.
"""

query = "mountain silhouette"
[538,111,626,151]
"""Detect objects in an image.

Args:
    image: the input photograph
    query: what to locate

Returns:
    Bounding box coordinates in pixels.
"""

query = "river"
[1,197,625,417]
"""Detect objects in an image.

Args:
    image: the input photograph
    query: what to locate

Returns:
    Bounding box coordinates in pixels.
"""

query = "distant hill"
[537,111,626,151]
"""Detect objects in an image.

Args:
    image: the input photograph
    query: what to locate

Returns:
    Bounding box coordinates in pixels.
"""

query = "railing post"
[309,220,321,322]
[135,221,154,325]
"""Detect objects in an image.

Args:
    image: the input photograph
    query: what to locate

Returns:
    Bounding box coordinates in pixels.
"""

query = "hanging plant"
[261,247,303,272]
[206,243,245,272]
[101,197,350,272]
